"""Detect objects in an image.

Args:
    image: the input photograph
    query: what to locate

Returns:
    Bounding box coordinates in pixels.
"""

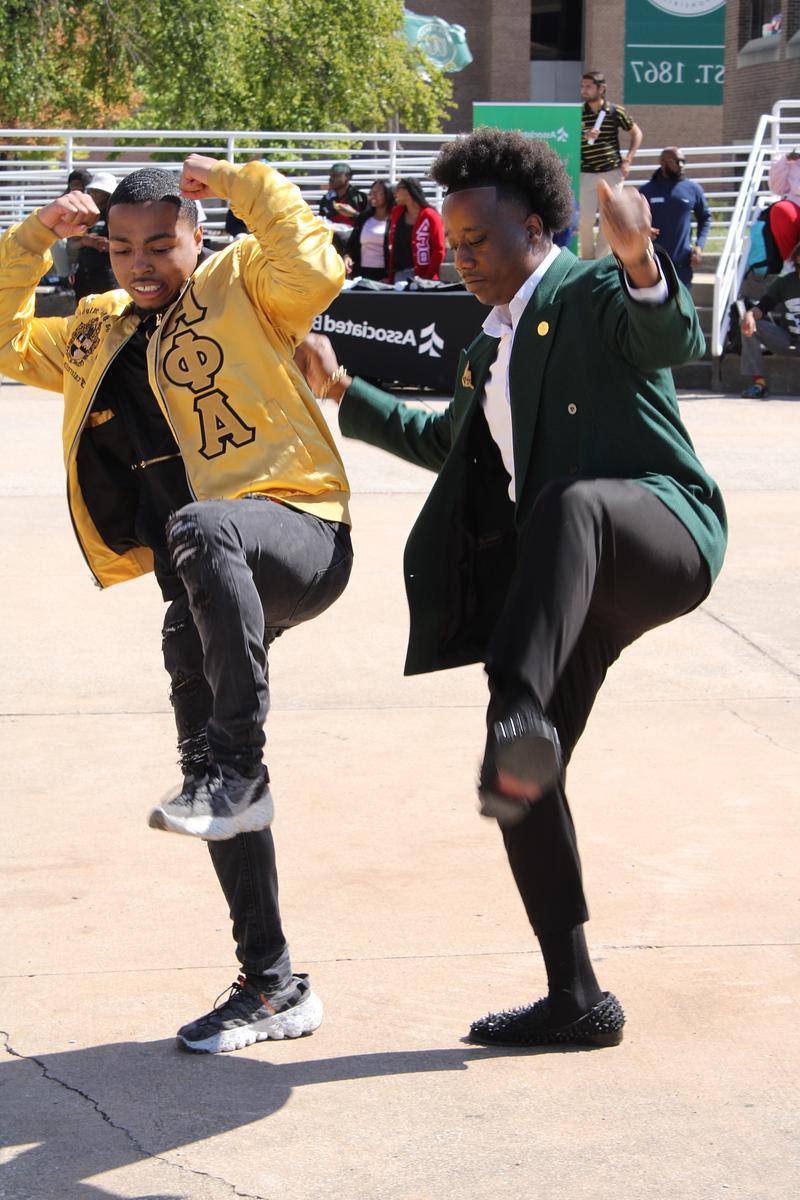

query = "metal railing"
[0,125,758,254]
[4,117,799,357]
[711,99,800,358]
[0,129,458,230]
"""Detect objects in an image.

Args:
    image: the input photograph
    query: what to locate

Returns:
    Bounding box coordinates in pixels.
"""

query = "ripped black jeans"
[161,497,353,982]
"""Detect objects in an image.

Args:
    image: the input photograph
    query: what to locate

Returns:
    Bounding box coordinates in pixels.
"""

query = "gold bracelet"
[319,364,346,400]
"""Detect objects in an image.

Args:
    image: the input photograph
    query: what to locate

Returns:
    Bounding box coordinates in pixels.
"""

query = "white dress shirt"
[480,248,667,502]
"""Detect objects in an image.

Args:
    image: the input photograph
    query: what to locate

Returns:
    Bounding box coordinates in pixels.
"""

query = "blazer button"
[569,464,578,475]
[537,320,549,336]
[567,403,577,414]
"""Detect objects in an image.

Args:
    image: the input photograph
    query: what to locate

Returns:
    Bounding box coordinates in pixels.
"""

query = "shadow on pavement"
[1,1038,520,1199]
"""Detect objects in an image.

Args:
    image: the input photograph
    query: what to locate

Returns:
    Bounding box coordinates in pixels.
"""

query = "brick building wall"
[723,1,800,142]
[583,0,723,152]
[408,0,531,132]
[414,0,724,151]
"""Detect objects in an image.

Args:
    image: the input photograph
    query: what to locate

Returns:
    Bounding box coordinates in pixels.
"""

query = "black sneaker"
[177,973,323,1053]
[148,764,273,840]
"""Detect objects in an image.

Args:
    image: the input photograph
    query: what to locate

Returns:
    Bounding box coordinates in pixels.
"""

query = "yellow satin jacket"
[0,160,349,588]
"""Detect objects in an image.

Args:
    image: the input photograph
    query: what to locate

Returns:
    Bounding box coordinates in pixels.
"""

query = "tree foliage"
[0,0,452,132]
[0,2,137,126]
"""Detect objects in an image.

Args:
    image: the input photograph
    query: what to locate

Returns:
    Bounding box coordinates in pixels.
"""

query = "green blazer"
[339,248,727,675]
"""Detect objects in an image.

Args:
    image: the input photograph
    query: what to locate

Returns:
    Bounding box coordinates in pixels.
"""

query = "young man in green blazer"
[297,128,726,1049]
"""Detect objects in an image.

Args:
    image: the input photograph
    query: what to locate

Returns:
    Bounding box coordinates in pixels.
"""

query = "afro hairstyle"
[431,127,574,236]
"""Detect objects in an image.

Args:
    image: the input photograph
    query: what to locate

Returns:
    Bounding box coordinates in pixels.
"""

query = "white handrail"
[712,100,800,358]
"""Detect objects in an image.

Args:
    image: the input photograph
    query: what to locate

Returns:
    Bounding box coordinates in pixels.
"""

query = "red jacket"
[386,205,445,281]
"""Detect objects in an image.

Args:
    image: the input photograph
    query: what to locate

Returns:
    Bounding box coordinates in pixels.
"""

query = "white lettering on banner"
[416,216,431,266]
[628,59,723,86]
[311,314,446,357]
[418,322,444,358]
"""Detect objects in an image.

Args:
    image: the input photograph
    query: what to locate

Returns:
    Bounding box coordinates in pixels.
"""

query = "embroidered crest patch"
[67,318,102,366]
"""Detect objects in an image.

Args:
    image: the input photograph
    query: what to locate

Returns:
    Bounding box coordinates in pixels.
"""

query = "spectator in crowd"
[225,204,249,239]
[49,170,93,284]
[767,148,800,268]
[579,70,642,258]
[296,128,725,1050]
[345,180,394,280]
[319,162,368,228]
[553,191,579,250]
[72,171,118,300]
[67,168,92,192]
[739,238,800,398]
[0,155,351,1052]
[639,147,711,289]
[387,177,445,283]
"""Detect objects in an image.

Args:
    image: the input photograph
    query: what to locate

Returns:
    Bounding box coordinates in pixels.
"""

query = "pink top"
[769,155,800,206]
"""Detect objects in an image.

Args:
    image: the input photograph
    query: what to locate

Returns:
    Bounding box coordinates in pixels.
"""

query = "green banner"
[624,0,725,106]
[472,103,582,201]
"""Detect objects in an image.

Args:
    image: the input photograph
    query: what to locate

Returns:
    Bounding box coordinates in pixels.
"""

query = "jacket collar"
[482,243,562,339]
[506,248,579,501]
[452,249,579,496]
[515,246,576,315]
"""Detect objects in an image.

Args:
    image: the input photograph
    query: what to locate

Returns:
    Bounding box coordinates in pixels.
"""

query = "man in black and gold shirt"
[579,70,643,259]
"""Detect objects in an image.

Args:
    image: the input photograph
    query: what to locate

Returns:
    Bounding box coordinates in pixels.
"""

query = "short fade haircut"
[107,168,198,229]
[431,127,574,236]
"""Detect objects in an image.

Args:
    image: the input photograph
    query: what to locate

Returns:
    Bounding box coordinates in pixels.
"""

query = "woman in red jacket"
[386,177,445,283]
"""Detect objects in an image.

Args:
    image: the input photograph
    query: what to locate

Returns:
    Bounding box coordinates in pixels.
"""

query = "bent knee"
[536,478,598,519]
[161,596,203,671]
[166,503,215,573]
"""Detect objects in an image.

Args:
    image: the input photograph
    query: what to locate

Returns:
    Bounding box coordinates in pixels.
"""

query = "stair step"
[674,361,714,389]
[718,350,800,395]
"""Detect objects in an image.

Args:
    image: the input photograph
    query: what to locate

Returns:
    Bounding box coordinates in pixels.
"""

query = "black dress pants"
[484,478,710,935]
[160,501,353,987]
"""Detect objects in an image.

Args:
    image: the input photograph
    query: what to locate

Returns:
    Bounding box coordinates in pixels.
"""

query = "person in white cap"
[73,171,119,299]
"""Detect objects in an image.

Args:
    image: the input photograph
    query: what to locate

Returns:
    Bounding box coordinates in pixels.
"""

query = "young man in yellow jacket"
[0,154,353,1052]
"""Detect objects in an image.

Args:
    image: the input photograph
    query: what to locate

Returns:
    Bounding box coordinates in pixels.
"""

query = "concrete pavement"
[1,383,798,1199]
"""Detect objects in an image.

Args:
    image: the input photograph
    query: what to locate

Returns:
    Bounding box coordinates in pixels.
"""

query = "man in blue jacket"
[640,147,711,289]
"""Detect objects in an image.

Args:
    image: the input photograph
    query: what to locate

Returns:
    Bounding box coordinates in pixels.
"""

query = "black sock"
[536,925,604,1025]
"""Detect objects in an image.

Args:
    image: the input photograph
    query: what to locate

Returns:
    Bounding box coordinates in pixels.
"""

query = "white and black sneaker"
[148,764,273,840]
[177,973,323,1053]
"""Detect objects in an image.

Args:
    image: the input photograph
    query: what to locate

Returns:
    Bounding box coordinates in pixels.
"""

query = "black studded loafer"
[479,701,564,825]
[468,992,625,1048]
[491,702,563,789]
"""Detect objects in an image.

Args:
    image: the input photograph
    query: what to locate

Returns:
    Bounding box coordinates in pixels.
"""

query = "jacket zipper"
[65,325,141,587]
[67,281,200,585]
[149,286,198,503]
[131,451,182,471]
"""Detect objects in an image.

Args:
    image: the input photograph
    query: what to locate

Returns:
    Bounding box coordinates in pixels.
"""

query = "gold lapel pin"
[537,320,549,337]
[461,362,473,389]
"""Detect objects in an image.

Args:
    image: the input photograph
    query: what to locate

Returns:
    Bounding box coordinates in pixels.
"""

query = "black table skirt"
[310,289,487,393]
